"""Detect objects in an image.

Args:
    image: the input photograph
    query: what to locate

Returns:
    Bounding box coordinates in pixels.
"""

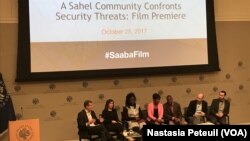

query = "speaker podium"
[8,119,40,141]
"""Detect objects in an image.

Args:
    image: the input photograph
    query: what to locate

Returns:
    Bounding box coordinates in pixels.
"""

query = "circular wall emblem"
[213,86,218,92]
[186,88,191,94]
[171,77,177,83]
[99,94,104,100]
[82,81,88,88]
[225,74,231,80]
[14,85,21,92]
[16,125,33,141]
[113,80,119,86]
[239,85,244,91]
[66,96,73,103]
[238,61,243,67]
[50,110,57,117]
[32,98,39,105]
[143,78,149,84]
[199,75,204,81]
[49,83,56,90]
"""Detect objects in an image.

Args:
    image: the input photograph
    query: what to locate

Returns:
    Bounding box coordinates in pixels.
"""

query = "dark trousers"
[87,124,111,141]
[209,115,228,125]
[105,123,123,133]
[105,123,123,139]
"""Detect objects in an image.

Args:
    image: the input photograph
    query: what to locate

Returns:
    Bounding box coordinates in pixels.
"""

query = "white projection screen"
[16,0,219,81]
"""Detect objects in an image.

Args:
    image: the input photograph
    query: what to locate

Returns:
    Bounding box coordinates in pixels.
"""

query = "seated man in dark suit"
[77,100,112,141]
[187,93,208,125]
[209,90,230,125]
[163,95,187,125]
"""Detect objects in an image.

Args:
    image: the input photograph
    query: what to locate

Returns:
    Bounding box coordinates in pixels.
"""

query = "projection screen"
[16,0,219,81]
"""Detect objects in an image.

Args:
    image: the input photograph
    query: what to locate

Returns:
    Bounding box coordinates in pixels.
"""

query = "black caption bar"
[142,125,250,141]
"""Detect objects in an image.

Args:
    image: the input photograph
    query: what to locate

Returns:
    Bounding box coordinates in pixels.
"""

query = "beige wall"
[1,21,250,141]
[214,0,250,21]
[1,1,250,141]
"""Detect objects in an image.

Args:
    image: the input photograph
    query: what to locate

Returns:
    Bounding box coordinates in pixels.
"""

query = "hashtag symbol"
[105,52,109,59]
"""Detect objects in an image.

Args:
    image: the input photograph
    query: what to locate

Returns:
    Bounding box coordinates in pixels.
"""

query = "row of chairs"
[79,107,229,140]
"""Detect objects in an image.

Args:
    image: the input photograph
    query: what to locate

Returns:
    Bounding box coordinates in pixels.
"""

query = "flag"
[0,73,16,134]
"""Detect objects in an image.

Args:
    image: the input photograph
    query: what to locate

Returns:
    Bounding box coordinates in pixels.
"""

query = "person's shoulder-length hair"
[105,99,115,110]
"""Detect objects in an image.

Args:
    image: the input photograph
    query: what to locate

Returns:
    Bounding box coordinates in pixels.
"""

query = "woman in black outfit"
[102,99,123,139]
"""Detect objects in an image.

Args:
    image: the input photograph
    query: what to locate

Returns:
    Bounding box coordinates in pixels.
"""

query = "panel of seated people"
[76,91,230,141]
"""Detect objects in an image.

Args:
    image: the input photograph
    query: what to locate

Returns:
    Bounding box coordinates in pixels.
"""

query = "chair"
[141,109,147,121]
[183,107,189,124]
[225,115,230,124]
